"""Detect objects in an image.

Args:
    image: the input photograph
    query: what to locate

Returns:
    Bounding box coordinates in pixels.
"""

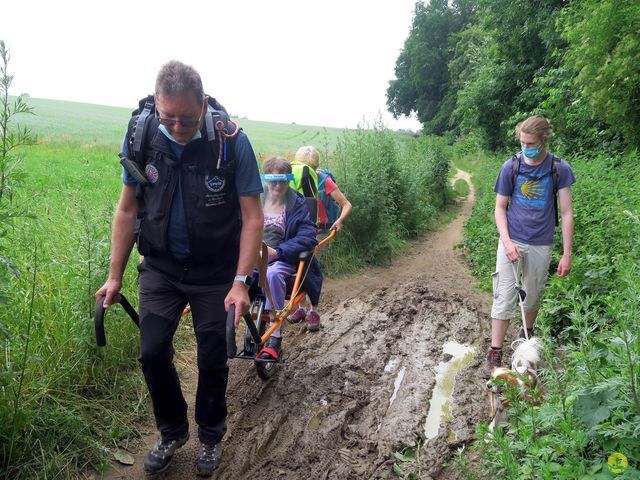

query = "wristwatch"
[234,274,252,288]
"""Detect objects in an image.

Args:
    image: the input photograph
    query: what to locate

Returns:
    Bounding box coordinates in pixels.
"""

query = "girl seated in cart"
[258,156,321,360]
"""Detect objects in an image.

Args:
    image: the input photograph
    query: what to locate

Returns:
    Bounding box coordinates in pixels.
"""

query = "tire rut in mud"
[219,280,486,480]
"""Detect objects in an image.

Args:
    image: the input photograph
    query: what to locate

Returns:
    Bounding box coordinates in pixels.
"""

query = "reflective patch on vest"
[205,175,226,193]
[145,164,159,184]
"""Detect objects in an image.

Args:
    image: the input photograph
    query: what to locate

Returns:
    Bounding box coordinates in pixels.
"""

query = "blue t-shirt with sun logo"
[494,152,575,246]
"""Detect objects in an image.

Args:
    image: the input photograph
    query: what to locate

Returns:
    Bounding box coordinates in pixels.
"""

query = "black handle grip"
[226,305,237,358]
[95,297,107,347]
[94,293,139,347]
[119,153,148,186]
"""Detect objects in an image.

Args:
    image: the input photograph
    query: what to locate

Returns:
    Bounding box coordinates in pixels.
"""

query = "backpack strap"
[551,155,561,193]
[551,155,561,226]
[300,165,318,198]
[507,154,520,214]
[204,105,216,142]
[510,153,520,193]
[206,97,240,169]
[317,170,330,209]
[128,94,241,168]
[129,95,156,163]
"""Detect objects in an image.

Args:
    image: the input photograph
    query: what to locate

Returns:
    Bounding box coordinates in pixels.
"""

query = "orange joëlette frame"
[182,229,336,341]
[257,229,335,344]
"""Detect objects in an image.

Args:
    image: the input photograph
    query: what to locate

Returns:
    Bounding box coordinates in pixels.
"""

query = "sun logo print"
[514,174,550,209]
[520,179,545,200]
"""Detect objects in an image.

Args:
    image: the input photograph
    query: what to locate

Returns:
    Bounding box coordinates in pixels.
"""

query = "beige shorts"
[490,240,553,320]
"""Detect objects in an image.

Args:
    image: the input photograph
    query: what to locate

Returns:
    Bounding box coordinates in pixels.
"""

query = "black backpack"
[317,169,340,229]
[510,153,562,226]
[125,94,239,168]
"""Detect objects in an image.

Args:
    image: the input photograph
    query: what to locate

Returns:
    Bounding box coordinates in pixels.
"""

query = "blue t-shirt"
[121,128,263,259]
[494,152,575,246]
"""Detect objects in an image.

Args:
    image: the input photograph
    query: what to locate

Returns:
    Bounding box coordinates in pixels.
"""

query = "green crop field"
[16,96,352,157]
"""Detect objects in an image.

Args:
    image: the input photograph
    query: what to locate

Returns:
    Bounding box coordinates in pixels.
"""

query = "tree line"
[387,0,639,152]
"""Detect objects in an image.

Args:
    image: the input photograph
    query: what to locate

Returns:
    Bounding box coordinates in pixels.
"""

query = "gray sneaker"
[143,432,189,475]
[196,442,223,477]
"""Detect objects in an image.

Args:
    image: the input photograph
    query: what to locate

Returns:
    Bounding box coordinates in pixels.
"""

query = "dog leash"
[510,261,530,340]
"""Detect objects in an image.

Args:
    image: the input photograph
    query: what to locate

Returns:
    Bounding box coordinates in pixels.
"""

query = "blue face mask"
[158,124,202,145]
[521,145,541,159]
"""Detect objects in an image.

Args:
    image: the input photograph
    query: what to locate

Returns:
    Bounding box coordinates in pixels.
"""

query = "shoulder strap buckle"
[131,95,155,160]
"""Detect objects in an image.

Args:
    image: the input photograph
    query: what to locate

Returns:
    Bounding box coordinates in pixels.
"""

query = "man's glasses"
[155,114,202,128]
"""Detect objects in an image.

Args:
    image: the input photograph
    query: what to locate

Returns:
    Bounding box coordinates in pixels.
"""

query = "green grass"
[0,133,143,476]
[452,178,470,198]
[14,97,130,145]
[16,96,350,158]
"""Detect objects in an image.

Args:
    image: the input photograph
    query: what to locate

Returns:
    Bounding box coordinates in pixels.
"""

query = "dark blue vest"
[129,116,241,273]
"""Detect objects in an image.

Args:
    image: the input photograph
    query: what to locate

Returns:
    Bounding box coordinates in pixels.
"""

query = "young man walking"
[483,115,575,378]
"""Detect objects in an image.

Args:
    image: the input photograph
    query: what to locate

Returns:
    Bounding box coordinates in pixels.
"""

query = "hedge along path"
[102,169,495,480]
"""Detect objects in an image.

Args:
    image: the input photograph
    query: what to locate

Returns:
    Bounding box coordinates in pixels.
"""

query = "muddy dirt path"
[103,169,493,480]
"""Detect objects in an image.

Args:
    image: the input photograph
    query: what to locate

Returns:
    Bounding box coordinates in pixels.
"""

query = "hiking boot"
[288,307,307,324]
[143,432,189,475]
[481,348,502,379]
[196,442,222,477]
[258,335,282,360]
[307,310,321,332]
[518,326,534,340]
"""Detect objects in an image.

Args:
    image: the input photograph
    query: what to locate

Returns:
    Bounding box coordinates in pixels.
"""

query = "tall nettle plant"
[0,39,37,478]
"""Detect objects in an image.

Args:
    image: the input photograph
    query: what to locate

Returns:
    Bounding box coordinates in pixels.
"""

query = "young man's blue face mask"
[521,145,541,159]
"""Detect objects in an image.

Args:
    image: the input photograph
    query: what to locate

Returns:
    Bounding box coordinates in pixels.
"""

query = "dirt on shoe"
[287,307,307,324]
[306,310,321,332]
[196,443,222,477]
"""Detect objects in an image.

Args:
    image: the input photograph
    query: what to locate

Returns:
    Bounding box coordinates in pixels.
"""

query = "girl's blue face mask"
[521,145,541,159]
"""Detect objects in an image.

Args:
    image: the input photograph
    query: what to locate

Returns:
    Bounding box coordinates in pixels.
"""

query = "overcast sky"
[2,0,421,130]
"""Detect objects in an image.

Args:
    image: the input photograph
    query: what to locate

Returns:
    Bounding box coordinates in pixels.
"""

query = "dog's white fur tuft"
[510,337,542,373]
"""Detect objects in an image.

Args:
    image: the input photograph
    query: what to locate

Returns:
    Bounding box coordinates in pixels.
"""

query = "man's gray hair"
[155,60,205,104]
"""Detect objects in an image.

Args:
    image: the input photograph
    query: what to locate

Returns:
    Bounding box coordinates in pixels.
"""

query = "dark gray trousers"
[138,260,230,445]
